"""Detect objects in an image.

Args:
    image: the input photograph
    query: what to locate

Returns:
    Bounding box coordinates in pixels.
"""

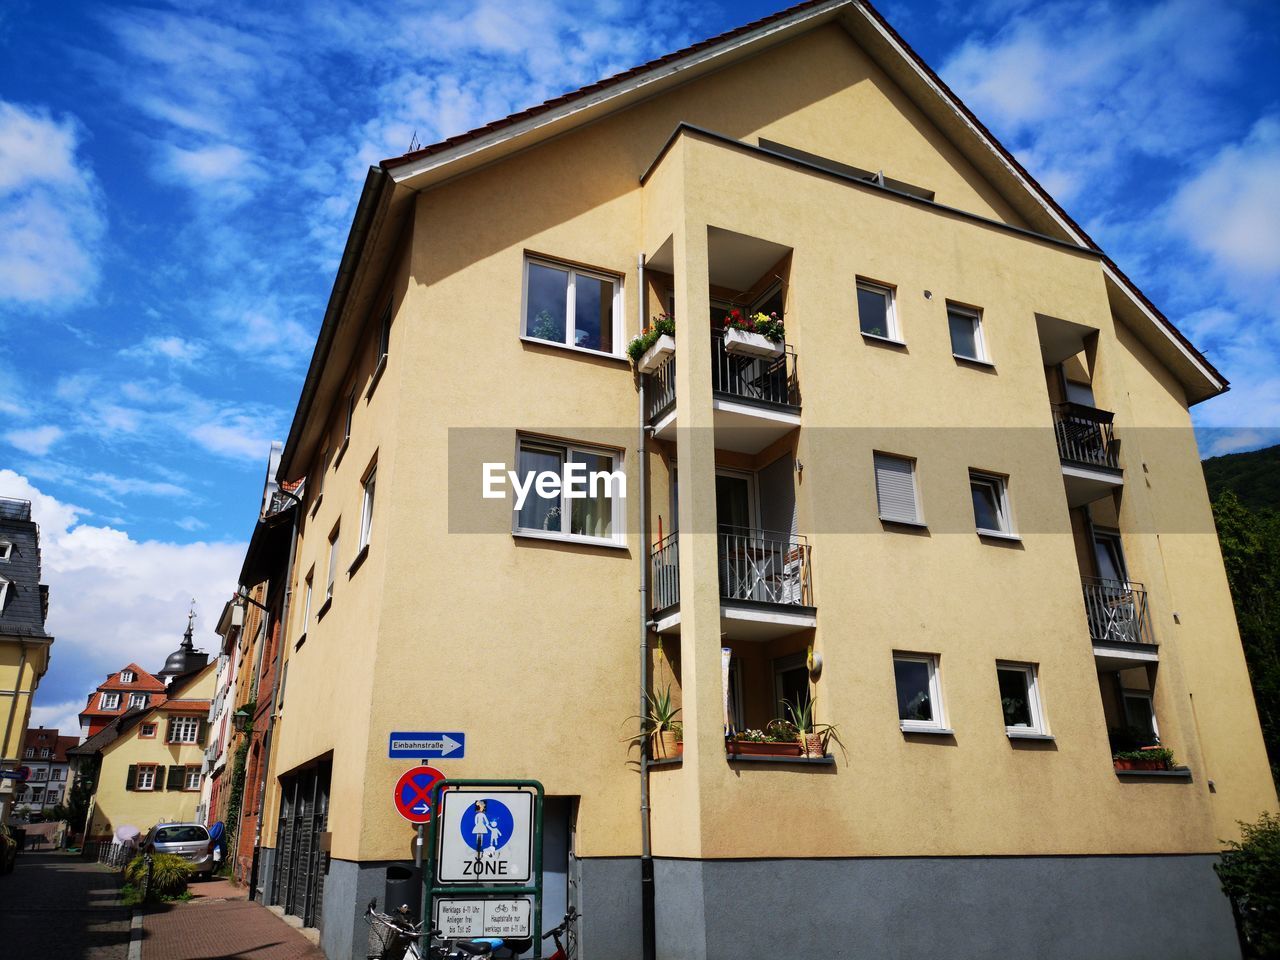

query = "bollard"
[143,853,154,902]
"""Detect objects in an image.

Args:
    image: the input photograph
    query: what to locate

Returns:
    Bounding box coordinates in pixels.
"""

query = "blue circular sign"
[458,797,514,854]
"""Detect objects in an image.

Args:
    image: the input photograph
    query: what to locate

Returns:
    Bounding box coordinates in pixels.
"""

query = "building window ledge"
[512,530,628,551]
[347,544,370,577]
[725,752,834,766]
[953,353,996,370]
[901,724,955,737]
[316,597,333,621]
[365,354,388,400]
[880,517,929,531]
[1115,767,1193,782]
[861,331,908,349]
[294,632,307,651]
[1006,730,1054,741]
[310,493,323,518]
[978,529,1022,543]
[333,438,350,470]
[518,336,630,366]
[648,757,683,769]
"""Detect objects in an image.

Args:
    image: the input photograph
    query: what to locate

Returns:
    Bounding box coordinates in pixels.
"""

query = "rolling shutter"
[166,766,184,791]
[126,764,137,791]
[874,453,919,523]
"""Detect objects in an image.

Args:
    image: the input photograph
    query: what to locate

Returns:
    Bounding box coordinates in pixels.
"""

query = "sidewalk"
[0,851,130,958]
[141,881,325,960]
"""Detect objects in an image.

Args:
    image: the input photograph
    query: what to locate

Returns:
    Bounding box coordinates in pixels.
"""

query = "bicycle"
[365,900,559,960]
[543,907,580,960]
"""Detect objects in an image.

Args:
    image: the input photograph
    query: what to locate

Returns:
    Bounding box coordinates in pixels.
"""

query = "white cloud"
[119,335,208,366]
[27,699,86,741]
[4,424,64,455]
[175,515,207,532]
[85,472,188,499]
[0,100,106,308]
[0,470,242,713]
[191,416,276,461]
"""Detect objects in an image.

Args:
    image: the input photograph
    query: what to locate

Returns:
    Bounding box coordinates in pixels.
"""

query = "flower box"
[723,328,783,359]
[637,334,675,374]
[1113,757,1168,771]
[726,740,802,757]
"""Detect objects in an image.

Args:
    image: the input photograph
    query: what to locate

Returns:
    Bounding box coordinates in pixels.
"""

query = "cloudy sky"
[2,0,1277,736]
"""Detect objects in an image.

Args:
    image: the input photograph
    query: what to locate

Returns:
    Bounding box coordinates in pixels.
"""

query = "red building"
[77,663,166,738]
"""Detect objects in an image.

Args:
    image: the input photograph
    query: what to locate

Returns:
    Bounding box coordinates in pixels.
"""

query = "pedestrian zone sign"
[436,789,534,884]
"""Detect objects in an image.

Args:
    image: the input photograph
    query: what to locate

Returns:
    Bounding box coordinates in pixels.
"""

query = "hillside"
[1202,443,1280,512]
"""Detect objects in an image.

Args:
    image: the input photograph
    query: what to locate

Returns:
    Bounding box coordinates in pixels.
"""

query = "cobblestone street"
[0,852,131,959]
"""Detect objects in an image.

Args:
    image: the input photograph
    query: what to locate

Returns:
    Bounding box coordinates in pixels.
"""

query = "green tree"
[1215,812,1280,958]
[1211,491,1280,788]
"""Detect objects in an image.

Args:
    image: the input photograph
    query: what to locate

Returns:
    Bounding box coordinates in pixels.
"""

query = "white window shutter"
[875,454,919,522]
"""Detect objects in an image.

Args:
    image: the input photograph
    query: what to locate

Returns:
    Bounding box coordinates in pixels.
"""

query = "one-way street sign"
[388,731,466,760]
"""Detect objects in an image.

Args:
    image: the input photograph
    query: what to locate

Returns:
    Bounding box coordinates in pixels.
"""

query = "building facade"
[0,496,54,823]
[250,3,1276,959]
[78,663,166,740]
[18,727,76,812]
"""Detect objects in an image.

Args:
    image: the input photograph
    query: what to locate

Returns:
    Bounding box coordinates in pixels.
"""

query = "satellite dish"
[115,825,140,843]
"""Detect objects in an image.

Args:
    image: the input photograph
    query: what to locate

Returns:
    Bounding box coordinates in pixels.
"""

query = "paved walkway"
[142,886,325,960]
[0,851,131,959]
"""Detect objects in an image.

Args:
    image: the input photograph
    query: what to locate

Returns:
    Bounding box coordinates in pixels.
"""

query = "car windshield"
[154,826,209,844]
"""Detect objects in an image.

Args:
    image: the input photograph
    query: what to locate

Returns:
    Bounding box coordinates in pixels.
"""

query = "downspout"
[251,492,301,900]
[636,252,656,960]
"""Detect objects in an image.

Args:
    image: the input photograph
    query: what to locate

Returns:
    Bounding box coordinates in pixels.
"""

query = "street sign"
[388,731,466,760]
[0,767,30,782]
[434,897,532,939]
[393,765,446,824]
[437,789,534,883]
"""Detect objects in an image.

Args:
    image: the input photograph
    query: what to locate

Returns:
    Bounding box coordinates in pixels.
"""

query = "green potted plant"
[627,313,676,373]
[626,684,683,759]
[726,723,802,757]
[1112,747,1175,771]
[782,697,845,758]
[722,308,784,359]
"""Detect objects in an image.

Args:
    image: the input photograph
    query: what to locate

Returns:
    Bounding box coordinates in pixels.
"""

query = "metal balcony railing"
[711,335,799,410]
[650,532,680,612]
[0,497,32,521]
[1053,402,1120,470]
[646,353,677,424]
[1082,576,1154,645]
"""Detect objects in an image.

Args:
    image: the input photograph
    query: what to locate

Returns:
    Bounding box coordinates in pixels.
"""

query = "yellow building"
[82,643,215,841]
[256,3,1277,959]
[0,496,54,823]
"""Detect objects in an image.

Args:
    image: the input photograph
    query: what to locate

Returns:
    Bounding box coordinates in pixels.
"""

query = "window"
[725,652,745,732]
[947,303,987,363]
[377,300,392,361]
[326,524,341,600]
[857,279,900,341]
[302,568,314,631]
[997,663,1047,735]
[184,766,202,791]
[343,389,356,445]
[773,654,810,720]
[99,692,120,711]
[136,765,157,791]
[1122,690,1159,742]
[23,748,33,759]
[874,453,921,525]
[170,716,200,744]
[120,670,135,683]
[970,471,1013,536]
[128,693,148,710]
[359,463,377,550]
[35,767,47,779]
[0,540,11,561]
[523,257,620,354]
[30,788,43,802]
[139,722,157,739]
[512,438,624,543]
[39,748,50,759]
[894,653,946,732]
[0,575,9,607]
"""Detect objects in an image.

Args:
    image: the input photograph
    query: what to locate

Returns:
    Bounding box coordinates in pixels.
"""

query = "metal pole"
[636,252,657,960]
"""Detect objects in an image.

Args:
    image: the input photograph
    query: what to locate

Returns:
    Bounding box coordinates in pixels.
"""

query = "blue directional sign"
[389,731,466,760]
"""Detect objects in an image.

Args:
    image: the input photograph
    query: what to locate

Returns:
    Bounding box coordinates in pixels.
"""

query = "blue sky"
[2,0,1277,735]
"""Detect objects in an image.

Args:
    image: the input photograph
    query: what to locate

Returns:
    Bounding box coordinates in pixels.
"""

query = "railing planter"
[723,328,783,359]
[637,334,675,374]
[1113,748,1174,771]
[727,739,802,757]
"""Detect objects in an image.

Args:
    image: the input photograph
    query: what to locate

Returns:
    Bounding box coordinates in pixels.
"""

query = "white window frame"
[23,748,33,759]
[521,256,623,357]
[997,662,1048,736]
[359,462,377,551]
[136,765,156,791]
[874,452,923,525]
[0,575,9,607]
[170,716,200,744]
[856,278,901,343]
[377,300,393,361]
[947,302,989,363]
[184,766,201,791]
[100,692,120,711]
[970,470,1015,537]
[326,524,341,600]
[894,652,947,733]
[128,693,148,709]
[0,540,11,561]
[120,670,135,683]
[302,568,314,632]
[139,722,158,739]
[1122,689,1159,740]
[511,436,626,547]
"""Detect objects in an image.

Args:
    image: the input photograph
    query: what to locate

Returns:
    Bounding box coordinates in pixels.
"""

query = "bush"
[124,853,194,900]
[1216,812,1280,958]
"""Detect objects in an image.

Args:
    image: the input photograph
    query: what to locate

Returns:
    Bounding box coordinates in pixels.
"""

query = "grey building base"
[254,845,275,905]
[655,854,1239,960]
[321,857,401,960]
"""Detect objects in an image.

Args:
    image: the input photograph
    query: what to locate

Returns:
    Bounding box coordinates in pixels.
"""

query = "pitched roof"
[54,735,79,762]
[98,663,166,693]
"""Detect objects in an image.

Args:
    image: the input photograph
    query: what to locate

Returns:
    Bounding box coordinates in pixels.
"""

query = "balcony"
[647,335,801,454]
[1083,576,1158,668]
[649,528,816,641]
[1053,402,1123,507]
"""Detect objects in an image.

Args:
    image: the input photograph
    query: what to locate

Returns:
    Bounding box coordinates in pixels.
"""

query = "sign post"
[421,779,544,959]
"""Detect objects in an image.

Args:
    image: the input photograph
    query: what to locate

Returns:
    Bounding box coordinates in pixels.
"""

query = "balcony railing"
[711,335,799,410]
[646,353,677,424]
[1053,402,1120,470]
[648,528,813,611]
[1082,576,1154,645]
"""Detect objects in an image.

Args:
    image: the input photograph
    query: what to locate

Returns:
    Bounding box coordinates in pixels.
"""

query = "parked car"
[141,823,213,878]
[0,824,17,874]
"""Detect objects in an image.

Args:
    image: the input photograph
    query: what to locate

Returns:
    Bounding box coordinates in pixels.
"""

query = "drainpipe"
[636,252,657,960]
[250,489,302,900]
